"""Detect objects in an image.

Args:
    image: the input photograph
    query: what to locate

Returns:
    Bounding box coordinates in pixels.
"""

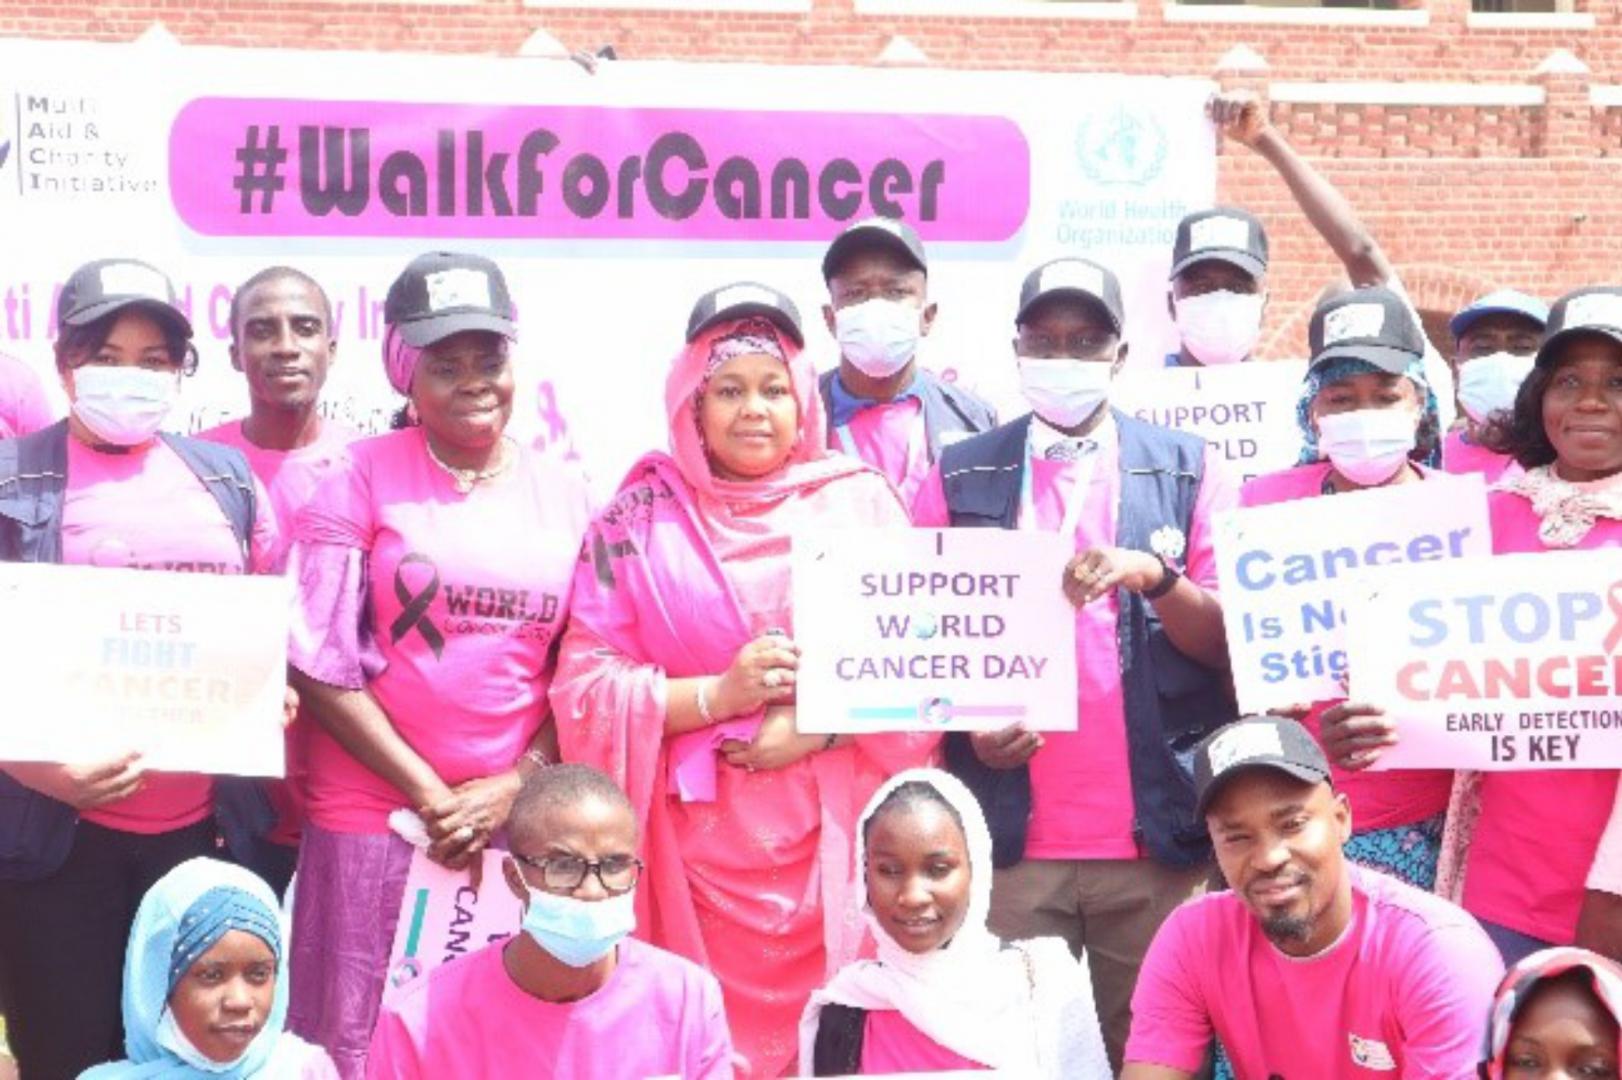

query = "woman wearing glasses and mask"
[367,765,734,1079]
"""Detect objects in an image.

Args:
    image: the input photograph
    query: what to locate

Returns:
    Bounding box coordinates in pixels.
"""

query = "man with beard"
[1122,715,1503,1079]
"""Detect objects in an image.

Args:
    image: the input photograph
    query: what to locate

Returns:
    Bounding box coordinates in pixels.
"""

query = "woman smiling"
[552,283,937,1077]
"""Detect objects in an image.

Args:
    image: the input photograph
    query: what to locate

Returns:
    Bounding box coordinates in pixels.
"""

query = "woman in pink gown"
[551,283,938,1077]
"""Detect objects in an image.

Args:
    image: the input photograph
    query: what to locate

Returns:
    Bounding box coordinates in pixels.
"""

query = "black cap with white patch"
[1170,207,1269,281]
[821,216,928,283]
[686,281,804,347]
[384,252,517,348]
[57,258,192,339]
[1308,286,1426,376]
[1016,258,1124,333]
[1535,286,1622,368]
[1193,715,1333,818]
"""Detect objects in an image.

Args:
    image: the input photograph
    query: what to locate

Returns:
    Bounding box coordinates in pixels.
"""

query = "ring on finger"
[762,668,784,689]
[455,824,476,843]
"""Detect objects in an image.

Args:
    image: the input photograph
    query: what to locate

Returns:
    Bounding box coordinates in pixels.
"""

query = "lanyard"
[1019,445,1093,540]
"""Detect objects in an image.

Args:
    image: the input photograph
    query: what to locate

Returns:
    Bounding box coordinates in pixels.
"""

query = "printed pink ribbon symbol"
[1604,580,1622,654]
[391,552,446,659]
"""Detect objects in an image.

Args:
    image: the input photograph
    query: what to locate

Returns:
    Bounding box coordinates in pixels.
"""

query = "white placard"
[1347,549,1622,770]
[1113,360,1306,484]
[792,528,1079,733]
[0,562,289,775]
[1213,473,1493,712]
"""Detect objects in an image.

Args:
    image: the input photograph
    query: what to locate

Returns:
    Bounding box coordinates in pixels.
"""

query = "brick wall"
[7,0,1622,356]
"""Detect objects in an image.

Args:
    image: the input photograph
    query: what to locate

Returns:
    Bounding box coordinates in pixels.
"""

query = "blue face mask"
[517,879,636,969]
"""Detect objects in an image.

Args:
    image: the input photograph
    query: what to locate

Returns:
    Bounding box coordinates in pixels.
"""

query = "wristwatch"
[1142,554,1182,600]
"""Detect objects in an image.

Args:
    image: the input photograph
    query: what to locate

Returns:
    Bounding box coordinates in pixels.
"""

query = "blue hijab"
[1295,354,1443,468]
[80,858,326,1080]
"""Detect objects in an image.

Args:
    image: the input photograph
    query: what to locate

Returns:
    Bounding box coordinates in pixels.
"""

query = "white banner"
[0,561,289,775]
[1213,474,1493,712]
[0,37,1216,495]
[1113,360,1306,484]
[791,528,1079,733]
[1347,550,1622,770]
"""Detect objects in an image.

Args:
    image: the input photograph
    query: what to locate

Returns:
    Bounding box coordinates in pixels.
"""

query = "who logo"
[1074,105,1168,187]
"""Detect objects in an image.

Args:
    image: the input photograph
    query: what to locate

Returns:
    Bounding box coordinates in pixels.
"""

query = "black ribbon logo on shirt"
[391,552,445,659]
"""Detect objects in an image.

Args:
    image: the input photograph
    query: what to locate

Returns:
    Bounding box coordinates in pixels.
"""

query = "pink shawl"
[550,319,937,1074]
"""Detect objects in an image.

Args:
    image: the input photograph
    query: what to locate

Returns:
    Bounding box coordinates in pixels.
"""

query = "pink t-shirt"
[298,429,591,834]
[861,1010,990,1074]
[831,397,929,509]
[913,417,1234,858]
[0,351,53,439]
[1442,429,1515,484]
[365,937,734,1080]
[199,418,357,573]
[200,417,358,847]
[61,435,278,834]
[1241,463,1453,833]
[1126,866,1503,1079]
[1461,488,1622,943]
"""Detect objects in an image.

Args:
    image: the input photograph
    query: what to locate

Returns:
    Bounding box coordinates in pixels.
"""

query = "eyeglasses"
[511,852,643,895]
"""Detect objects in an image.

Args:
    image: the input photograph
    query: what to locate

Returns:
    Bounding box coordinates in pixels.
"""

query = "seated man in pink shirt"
[1123,715,1504,1080]
[367,764,734,1080]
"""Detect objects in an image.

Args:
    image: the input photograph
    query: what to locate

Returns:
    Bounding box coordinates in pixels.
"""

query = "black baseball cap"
[1016,258,1124,333]
[57,258,192,339]
[1534,286,1622,368]
[821,216,928,283]
[1170,207,1269,281]
[686,282,804,347]
[1308,285,1426,375]
[384,252,516,348]
[1194,715,1333,818]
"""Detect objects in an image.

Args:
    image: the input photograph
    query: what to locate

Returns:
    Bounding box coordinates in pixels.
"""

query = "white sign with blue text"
[1213,473,1494,712]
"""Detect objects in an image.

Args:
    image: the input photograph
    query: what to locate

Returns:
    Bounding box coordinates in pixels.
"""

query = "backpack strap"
[162,433,258,567]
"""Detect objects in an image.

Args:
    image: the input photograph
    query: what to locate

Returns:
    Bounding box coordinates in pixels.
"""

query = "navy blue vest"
[817,367,997,460]
[938,409,1234,869]
[0,420,273,880]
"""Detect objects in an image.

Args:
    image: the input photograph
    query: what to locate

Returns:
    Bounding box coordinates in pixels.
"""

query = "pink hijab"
[666,315,862,506]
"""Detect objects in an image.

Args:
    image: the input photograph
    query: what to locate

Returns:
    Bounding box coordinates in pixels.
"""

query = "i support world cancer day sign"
[1214,474,1493,712]
[1112,361,1307,485]
[1347,549,1622,770]
[791,529,1078,734]
[385,848,521,1004]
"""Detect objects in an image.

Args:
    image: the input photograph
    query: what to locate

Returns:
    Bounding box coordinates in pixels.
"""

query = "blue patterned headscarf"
[1296,354,1442,467]
[80,858,326,1079]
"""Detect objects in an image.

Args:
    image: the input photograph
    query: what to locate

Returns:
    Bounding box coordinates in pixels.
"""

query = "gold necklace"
[426,437,515,494]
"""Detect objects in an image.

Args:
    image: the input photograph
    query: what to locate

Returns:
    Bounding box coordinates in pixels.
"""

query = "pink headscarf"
[382,326,425,397]
[666,315,854,504]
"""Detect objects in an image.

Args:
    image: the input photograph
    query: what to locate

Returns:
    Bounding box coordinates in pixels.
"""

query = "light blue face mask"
[518,879,637,969]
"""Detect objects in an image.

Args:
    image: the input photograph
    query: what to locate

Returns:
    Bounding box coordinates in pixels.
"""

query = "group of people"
[0,89,1619,1079]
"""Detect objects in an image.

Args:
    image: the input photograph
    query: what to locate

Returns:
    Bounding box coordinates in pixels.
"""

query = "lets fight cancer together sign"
[1214,474,1493,712]
[0,561,290,775]
[791,528,1079,734]
[1347,549,1622,770]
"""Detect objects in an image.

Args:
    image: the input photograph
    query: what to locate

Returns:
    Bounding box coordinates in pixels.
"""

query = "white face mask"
[835,298,923,379]
[1173,290,1265,366]
[1457,351,1535,424]
[156,1006,247,1073]
[1018,359,1112,430]
[1317,407,1419,486]
[70,365,179,446]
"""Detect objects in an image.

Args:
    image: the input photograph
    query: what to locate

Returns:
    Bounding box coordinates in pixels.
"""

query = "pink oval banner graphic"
[169,97,1031,242]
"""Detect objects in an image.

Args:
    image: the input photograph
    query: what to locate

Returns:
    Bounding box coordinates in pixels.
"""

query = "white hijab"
[797,768,1084,1075]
